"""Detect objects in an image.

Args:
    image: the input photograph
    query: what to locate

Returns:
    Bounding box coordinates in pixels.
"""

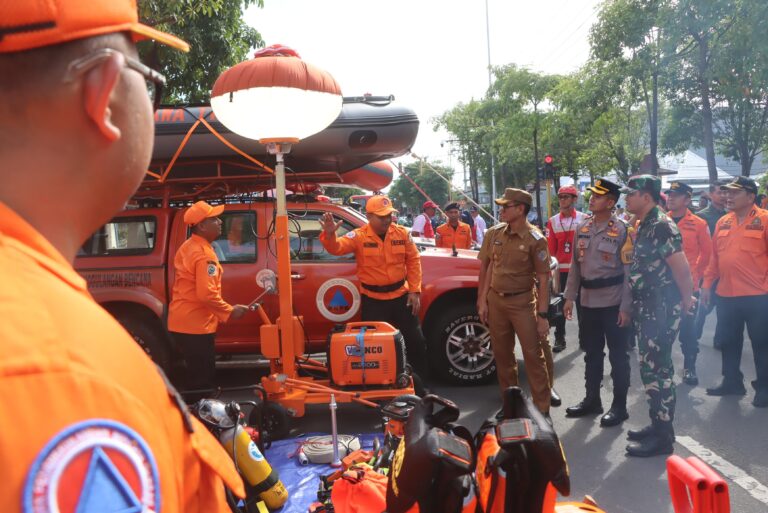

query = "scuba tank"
[193,399,289,511]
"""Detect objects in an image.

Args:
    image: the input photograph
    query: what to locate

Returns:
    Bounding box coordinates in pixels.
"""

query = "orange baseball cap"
[0,0,190,54]
[184,201,225,226]
[366,195,397,216]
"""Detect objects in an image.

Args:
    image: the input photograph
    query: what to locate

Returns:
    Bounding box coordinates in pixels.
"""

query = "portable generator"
[327,322,406,387]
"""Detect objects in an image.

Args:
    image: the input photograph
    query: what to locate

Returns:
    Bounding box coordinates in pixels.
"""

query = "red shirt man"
[546,184,586,351]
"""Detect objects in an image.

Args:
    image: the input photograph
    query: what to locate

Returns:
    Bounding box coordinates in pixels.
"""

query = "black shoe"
[565,399,603,417]
[553,338,566,353]
[627,425,655,441]
[600,408,629,427]
[550,388,562,407]
[753,390,768,408]
[706,381,746,396]
[682,369,699,386]
[626,434,674,457]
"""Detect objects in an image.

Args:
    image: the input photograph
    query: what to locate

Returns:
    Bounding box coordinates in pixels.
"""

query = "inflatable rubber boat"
[147,95,417,189]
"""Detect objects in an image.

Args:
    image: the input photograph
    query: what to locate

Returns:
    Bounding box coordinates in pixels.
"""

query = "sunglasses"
[65,48,166,111]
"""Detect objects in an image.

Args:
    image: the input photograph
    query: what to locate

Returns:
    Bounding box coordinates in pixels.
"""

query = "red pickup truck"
[74,197,494,385]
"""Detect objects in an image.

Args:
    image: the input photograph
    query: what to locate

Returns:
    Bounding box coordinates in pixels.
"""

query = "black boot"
[553,337,566,353]
[626,425,655,441]
[626,422,674,457]
[565,395,603,417]
[600,401,628,427]
[706,380,746,396]
[682,369,699,386]
[550,388,562,407]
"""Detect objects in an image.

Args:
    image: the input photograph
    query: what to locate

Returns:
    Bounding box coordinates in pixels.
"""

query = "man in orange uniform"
[0,3,244,512]
[168,201,249,397]
[702,177,768,408]
[320,196,429,380]
[436,202,474,250]
[665,182,711,386]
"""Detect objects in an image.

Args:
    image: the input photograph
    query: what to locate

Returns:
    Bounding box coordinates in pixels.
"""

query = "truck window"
[78,216,156,257]
[211,212,257,263]
[289,211,355,262]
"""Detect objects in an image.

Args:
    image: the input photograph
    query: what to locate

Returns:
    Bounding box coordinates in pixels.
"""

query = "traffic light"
[543,155,554,179]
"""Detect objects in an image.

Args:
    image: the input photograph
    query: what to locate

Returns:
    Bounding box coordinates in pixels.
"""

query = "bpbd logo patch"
[24,420,160,513]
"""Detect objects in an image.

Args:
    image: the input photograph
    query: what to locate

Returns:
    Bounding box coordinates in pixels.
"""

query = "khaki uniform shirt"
[564,215,633,312]
[478,222,550,293]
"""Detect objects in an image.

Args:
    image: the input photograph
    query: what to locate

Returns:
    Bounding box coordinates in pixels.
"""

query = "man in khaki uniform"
[478,188,552,414]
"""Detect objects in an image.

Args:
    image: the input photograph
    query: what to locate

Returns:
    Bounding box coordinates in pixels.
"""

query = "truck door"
[283,209,361,350]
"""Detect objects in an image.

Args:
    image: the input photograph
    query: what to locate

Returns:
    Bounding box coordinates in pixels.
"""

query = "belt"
[361,279,406,293]
[491,288,530,297]
[581,274,624,289]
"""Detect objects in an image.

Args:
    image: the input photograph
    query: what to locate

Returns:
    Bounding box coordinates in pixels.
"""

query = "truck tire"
[427,304,496,385]
[114,311,171,371]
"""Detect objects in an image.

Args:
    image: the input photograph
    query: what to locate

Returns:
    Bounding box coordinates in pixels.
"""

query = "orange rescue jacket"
[320,223,422,300]
[670,209,712,289]
[436,221,473,250]
[0,203,244,513]
[168,234,233,334]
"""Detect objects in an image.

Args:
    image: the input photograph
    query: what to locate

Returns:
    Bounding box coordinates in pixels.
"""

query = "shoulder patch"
[345,231,356,239]
[24,420,161,513]
[491,222,507,231]
[531,229,544,241]
[207,264,217,276]
[537,250,548,262]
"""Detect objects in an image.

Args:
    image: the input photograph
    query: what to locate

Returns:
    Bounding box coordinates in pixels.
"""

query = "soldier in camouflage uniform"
[622,175,695,457]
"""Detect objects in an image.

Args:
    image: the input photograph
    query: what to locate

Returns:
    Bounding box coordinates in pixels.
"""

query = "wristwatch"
[537,312,548,319]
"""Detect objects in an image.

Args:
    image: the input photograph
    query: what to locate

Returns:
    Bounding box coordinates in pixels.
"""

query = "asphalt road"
[217,313,768,513]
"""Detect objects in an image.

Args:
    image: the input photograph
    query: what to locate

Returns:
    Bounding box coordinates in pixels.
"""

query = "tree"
[138,0,264,103]
[663,0,739,183]
[388,161,451,212]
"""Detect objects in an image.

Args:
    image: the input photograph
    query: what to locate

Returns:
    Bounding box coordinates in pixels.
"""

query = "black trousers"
[170,332,216,399]
[580,304,630,408]
[716,294,768,391]
[554,271,581,342]
[677,291,699,369]
[361,294,429,377]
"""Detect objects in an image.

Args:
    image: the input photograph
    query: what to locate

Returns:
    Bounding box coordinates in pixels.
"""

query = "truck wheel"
[249,401,290,443]
[114,312,171,371]
[427,304,496,385]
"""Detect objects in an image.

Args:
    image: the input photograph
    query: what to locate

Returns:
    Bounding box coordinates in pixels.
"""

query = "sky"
[244,0,602,187]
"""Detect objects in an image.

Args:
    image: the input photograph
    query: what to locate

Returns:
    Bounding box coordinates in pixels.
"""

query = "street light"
[211,44,342,378]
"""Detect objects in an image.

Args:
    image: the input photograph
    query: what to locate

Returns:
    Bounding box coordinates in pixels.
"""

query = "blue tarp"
[263,433,380,513]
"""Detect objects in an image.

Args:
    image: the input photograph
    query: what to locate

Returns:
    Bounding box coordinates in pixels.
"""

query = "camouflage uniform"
[630,205,683,427]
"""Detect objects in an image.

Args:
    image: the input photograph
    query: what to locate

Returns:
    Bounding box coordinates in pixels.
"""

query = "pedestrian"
[622,175,695,457]
[697,181,728,235]
[167,201,249,398]
[471,205,488,245]
[319,196,429,387]
[0,3,244,511]
[459,201,476,241]
[665,182,712,386]
[694,180,731,351]
[701,176,768,408]
[436,202,473,250]
[477,188,553,414]
[546,184,587,352]
[411,200,437,238]
[563,178,634,427]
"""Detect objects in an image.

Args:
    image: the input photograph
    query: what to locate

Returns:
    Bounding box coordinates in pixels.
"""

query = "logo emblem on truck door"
[316,278,360,322]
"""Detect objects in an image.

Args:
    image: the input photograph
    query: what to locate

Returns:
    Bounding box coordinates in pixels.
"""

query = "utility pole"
[486,0,498,217]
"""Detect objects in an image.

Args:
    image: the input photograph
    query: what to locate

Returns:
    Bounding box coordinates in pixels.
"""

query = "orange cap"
[366,196,397,216]
[0,0,190,54]
[184,201,224,226]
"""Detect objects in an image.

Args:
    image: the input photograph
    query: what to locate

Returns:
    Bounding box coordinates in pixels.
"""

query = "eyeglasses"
[557,195,573,200]
[65,48,166,111]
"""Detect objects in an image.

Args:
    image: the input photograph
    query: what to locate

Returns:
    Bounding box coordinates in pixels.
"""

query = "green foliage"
[137,0,264,104]
[388,161,452,212]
